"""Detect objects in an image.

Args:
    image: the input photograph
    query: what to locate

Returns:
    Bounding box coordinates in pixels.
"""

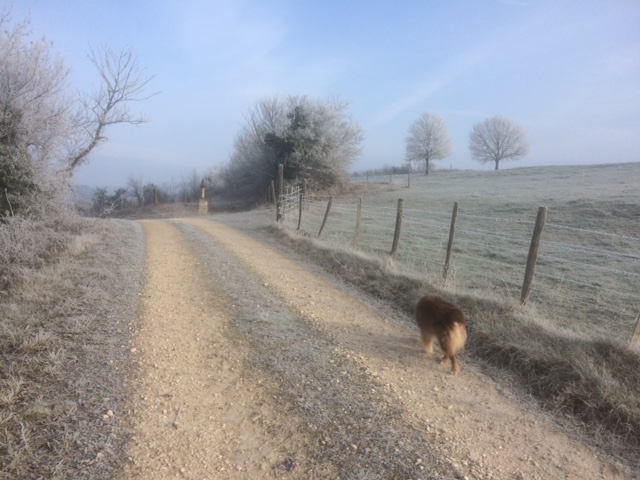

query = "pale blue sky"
[6,0,640,187]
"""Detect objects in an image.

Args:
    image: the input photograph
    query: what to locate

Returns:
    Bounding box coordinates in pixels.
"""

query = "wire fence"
[278,193,640,344]
[277,186,302,220]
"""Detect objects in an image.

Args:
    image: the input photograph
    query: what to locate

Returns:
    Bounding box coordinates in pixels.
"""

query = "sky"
[5,0,640,188]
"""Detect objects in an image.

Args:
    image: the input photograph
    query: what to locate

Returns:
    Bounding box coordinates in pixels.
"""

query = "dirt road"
[122,217,631,479]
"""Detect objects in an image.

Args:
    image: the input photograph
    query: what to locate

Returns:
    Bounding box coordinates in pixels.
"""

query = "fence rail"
[278,192,640,344]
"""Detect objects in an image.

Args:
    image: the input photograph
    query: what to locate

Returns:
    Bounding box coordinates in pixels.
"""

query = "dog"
[415,295,467,374]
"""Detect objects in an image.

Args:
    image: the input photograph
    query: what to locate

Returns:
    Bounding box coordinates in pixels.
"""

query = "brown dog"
[415,295,467,374]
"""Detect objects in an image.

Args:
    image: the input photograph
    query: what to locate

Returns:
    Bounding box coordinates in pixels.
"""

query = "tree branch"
[66,46,157,171]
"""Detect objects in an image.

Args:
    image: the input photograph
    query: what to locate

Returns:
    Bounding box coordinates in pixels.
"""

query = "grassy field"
[284,162,640,344]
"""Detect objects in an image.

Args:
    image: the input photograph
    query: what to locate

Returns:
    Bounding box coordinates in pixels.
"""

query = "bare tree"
[66,46,156,171]
[405,112,452,175]
[127,175,144,207]
[0,10,155,218]
[180,169,201,202]
[469,115,529,170]
[161,178,180,203]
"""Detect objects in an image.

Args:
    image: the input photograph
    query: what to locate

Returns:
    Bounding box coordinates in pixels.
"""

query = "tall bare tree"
[468,115,529,170]
[1,11,71,208]
[67,46,156,171]
[405,112,452,175]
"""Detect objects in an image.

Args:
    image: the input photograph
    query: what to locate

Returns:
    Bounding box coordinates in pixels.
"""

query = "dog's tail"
[448,322,468,354]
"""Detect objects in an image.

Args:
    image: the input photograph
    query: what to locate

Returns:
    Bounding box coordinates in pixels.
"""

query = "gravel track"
[121,217,632,480]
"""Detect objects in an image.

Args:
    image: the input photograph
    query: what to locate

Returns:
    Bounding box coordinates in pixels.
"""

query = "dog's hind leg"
[437,353,459,374]
[438,334,459,374]
[450,355,460,374]
[420,331,435,354]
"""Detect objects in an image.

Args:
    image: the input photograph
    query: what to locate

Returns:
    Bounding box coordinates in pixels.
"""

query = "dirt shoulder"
[122,217,634,479]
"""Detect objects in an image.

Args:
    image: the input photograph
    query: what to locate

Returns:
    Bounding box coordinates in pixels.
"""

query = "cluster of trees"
[0,10,153,221]
[90,169,222,216]
[222,95,363,199]
[2,6,530,227]
[405,112,529,174]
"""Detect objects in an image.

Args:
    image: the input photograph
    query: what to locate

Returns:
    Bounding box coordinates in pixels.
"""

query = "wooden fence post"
[276,164,284,222]
[297,190,303,232]
[354,196,362,249]
[443,201,459,283]
[390,198,405,261]
[521,206,548,305]
[630,312,640,351]
[318,195,333,237]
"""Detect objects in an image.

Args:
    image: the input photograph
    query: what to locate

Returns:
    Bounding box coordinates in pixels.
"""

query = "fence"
[277,186,302,221]
[277,192,640,345]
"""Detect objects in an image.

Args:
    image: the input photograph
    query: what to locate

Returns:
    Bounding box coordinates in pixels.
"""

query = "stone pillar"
[198,179,209,214]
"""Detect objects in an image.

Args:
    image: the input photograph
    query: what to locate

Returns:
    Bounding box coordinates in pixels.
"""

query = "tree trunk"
[424,155,430,175]
[495,159,500,170]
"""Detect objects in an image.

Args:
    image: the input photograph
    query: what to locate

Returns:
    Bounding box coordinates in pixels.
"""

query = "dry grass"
[256,222,640,470]
[0,219,144,480]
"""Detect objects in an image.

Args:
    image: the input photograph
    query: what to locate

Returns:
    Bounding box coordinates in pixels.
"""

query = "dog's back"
[415,295,467,374]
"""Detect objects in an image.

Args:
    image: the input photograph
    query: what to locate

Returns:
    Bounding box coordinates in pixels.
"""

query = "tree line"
[90,169,223,216]
[222,100,529,203]
[92,107,530,215]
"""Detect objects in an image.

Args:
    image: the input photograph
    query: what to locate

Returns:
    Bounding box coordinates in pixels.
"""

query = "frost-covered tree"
[405,112,452,175]
[469,115,529,170]
[0,10,154,218]
[225,95,363,197]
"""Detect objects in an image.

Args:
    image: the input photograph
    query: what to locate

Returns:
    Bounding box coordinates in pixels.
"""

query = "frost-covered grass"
[0,220,144,479]
[289,162,640,343]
